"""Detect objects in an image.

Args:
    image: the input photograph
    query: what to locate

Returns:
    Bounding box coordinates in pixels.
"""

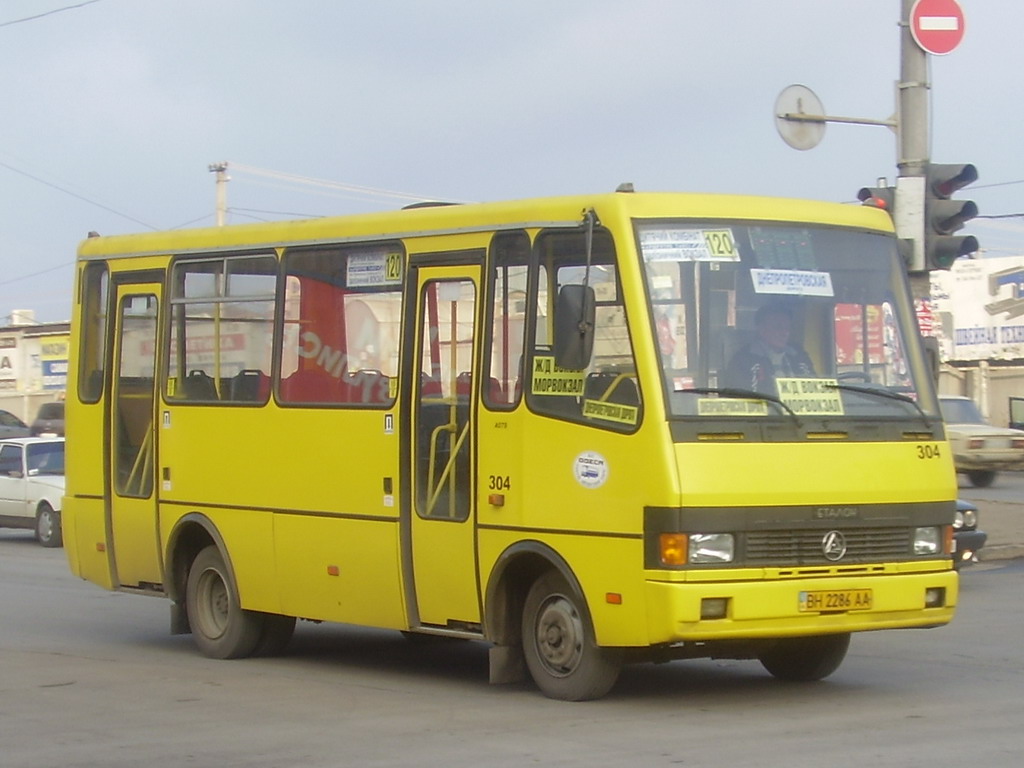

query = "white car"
[0,437,65,547]
[939,396,1024,488]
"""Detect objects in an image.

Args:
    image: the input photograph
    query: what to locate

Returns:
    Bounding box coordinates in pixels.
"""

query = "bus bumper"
[643,565,958,644]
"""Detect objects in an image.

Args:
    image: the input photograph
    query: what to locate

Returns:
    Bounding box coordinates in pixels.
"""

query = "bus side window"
[279,244,403,408]
[166,254,276,405]
[484,231,530,409]
[78,261,108,404]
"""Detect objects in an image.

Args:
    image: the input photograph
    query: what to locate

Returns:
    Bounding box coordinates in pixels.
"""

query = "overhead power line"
[229,163,471,205]
[0,0,103,28]
[0,260,73,288]
[0,159,158,230]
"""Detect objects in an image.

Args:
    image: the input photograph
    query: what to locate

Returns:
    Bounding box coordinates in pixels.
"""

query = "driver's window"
[526,229,642,431]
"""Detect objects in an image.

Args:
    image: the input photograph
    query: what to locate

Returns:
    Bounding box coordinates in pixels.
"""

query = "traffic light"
[857,185,896,212]
[924,163,979,270]
[857,181,916,269]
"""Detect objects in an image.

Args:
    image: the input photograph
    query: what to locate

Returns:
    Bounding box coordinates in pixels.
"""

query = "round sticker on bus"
[574,451,609,489]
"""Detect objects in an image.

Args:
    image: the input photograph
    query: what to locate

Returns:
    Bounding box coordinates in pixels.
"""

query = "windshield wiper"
[824,382,935,427]
[678,387,801,423]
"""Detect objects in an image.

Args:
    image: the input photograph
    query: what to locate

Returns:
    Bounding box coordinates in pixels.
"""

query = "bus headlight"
[658,532,735,565]
[913,526,941,556]
[688,533,734,564]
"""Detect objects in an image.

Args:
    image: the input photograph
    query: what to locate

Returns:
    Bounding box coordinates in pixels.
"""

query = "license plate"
[799,589,872,612]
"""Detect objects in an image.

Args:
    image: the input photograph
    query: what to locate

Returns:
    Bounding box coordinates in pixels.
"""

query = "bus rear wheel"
[521,571,621,701]
[758,633,850,682]
[186,545,263,659]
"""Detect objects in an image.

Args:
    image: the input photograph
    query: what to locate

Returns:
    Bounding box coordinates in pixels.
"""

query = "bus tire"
[35,503,62,548]
[186,545,263,659]
[521,571,621,701]
[758,633,850,682]
[253,614,297,657]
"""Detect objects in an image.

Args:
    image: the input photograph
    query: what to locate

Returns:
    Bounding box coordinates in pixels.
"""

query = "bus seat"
[421,372,443,397]
[183,370,218,400]
[347,369,390,403]
[281,368,347,403]
[486,377,505,403]
[454,371,504,402]
[230,369,269,402]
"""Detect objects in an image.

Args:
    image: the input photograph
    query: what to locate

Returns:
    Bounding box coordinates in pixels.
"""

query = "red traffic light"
[857,187,895,210]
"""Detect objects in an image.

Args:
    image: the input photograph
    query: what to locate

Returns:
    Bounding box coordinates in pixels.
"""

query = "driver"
[723,303,815,394]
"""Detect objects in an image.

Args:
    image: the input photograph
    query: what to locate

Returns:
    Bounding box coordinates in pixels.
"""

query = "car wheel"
[759,633,850,681]
[185,545,264,659]
[521,571,621,701]
[966,470,996,488]
[35,503,63,548]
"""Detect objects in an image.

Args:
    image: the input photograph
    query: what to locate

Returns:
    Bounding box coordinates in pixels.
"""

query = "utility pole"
[898,0,931,301]
[208,162,230,226]
[898,0,930,179]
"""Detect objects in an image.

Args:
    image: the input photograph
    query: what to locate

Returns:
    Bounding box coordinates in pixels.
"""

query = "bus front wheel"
[758,633,850,682]
[521,571,621,701]
[186,545,263,659]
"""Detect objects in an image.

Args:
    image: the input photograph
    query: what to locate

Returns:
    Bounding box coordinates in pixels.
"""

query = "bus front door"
[107,282,163,588]
[407,265,482,630]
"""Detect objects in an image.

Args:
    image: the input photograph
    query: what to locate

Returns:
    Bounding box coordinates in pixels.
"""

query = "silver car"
[939,396,1024,487]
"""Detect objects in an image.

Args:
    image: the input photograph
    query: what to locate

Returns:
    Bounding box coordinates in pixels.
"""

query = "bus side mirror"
[554,284,595,371]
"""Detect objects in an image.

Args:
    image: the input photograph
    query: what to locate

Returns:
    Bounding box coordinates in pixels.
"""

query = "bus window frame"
[276,240,406,409]
[482,230,531,412]
[164,251,279,406]
[77,260,110,405]
[524,226,643,434]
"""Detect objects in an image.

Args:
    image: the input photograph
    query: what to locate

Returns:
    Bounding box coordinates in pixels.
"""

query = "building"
[930,256,1024,428]
[0,310,70,425]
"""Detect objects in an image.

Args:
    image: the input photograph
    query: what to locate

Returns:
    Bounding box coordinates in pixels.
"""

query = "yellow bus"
[64,191,958,700]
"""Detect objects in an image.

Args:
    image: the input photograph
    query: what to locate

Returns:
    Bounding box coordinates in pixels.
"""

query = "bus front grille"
[743,527,913,565]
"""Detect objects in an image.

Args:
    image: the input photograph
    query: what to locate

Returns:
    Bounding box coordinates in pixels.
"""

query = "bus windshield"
[637,221,935,422]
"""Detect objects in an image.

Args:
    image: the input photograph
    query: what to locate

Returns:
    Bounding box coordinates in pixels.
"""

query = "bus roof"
[77,191,894,260]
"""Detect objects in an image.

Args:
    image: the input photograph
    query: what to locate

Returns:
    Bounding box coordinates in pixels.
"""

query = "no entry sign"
[911,0,966,56]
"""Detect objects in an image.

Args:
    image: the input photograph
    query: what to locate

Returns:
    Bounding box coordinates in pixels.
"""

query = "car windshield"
[939,398,986,425]
[26,442,64,475]
[637,221,936,422]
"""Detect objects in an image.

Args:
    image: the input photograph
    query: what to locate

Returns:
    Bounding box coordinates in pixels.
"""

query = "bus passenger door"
[107,283,163,588]
[407,264,482,629]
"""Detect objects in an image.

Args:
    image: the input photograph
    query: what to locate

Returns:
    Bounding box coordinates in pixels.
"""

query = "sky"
[1,0,1020,323]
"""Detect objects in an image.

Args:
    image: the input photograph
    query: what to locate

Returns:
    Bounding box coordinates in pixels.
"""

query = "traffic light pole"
[898,0,931,300]
[776,1,976,288]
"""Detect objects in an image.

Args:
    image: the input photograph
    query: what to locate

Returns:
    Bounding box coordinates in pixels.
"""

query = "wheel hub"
[535,596,583,675]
